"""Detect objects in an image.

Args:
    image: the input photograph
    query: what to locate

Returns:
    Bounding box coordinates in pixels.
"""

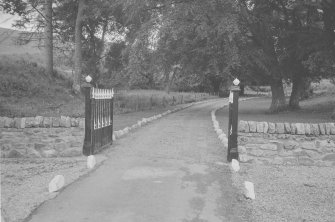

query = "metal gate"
[83,86,114,156]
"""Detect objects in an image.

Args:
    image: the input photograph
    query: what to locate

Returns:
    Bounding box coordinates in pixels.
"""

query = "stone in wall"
[330,123,335,135]
[239,154,254,163]
[298,157,314,166]
[283,157,298,165]
[295,123,305,135]
[276,123,285,134]
[60,116,71,128]
[0,117,5,128]
[268,122,276,134]
[14,118,25,129]
[319,123,326,135]
[322,153,335,162]
[304,123,311,135]
[260,144,277,151]
[301,141,318,151]
[325,123,331,135]
[43,117,52,128]
[35,116,44,127]
[4,117,14,128]
[290,123,297,134]
[284,123,291,134]
[25,117,35,128]
[52,117,60,127]
[238,121,249,133]
[79,118,85,128]
[256,122,264,133]
[249,121,257,133]
[7,149,24,158]
[239,146,247,155]
[263,122,269,133]
[311,124,320,136]
[283,141,299,150]
[70,118,78,127]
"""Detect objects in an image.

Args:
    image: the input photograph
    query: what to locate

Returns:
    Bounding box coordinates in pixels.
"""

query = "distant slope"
[0,27,43,58]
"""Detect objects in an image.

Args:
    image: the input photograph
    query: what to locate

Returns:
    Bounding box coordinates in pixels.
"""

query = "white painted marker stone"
[231,159,240,172]
[244,181,255,200]
[87,155,96,169]
[48,175,65,193]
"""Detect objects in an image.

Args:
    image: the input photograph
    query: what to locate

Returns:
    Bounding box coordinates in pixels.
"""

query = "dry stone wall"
[238,120,335,166]
[0,116,85,129]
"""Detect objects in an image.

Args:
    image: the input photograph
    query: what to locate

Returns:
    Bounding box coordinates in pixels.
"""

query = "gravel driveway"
[23,99,250,222]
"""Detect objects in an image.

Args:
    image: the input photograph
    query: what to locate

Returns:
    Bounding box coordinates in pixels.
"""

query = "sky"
[0,11,20,30]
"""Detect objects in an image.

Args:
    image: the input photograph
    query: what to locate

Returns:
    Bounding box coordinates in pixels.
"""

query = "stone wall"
[238,120,335,135]
[0,116,85,129]
[238,121,335,166]
[1,128,84,158]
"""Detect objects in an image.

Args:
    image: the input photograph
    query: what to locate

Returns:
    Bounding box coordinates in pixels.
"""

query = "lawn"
[216,93,335,135]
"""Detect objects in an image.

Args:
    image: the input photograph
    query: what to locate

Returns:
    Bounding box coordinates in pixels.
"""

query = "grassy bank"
[0,56,215,117]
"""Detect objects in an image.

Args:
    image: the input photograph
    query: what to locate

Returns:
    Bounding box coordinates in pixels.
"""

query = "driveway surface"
[27,99,250,222]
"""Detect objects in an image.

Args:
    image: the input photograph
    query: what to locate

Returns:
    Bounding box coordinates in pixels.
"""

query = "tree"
[121,0,241,93]
[44,0,53,76]
[238,0,287,112]
[72,0,86,93]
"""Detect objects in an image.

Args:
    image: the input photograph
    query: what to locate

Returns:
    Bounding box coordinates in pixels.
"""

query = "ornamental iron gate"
[83,86,114,156]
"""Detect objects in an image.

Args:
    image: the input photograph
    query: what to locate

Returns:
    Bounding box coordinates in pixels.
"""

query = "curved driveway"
[28,99,249,222]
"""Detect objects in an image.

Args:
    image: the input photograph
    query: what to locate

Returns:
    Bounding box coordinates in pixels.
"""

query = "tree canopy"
[1,0,334,111]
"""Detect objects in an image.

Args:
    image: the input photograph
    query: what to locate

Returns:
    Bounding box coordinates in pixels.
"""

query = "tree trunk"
[239,83,245,96]
[164,71,170,94]
[73,0,86,94]
[289,75,304,110]
[269,79,286,113]
[98,20,108,79]
[300,79,313,100]
[44,0,53,76]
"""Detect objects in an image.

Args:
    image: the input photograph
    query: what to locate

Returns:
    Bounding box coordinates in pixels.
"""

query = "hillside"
[0,28,83,117]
